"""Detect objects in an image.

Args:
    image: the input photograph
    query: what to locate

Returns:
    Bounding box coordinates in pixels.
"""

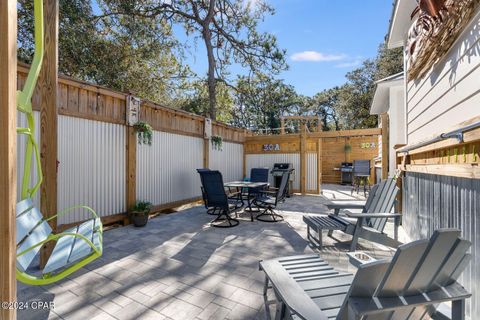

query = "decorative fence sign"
[360,142,376,149]
[204,118,212,139]
[126,95,141,126]
[263,144,280,151]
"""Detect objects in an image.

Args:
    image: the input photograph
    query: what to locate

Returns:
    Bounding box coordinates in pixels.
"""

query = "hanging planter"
[211,135,223,151]
[344,143,352,153]
[133,121,153,146]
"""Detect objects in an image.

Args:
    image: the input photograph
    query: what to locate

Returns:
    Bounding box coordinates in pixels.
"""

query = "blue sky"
[180,0,394,97]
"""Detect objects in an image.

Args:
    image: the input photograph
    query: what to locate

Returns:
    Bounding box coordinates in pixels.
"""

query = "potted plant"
[344,143,352,162]
[129,201,152,227]
[211,135,223,151]
[133,121,153,146]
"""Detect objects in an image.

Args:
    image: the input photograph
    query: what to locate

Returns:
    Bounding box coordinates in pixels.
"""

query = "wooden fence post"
[0,0,17,318]
[381,113,390,179]
[203,118,210,168]
[39,0,59,267]
[126,125,137,223]
[317,138,323,194]
[300,123,306,195]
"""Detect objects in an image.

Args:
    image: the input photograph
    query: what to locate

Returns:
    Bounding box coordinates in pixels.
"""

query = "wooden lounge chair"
[259,229,471,320]
[304,178,401,251]
[252,170,290,222]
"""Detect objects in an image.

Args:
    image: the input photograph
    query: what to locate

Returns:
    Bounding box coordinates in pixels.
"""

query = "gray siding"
[403,172,479,318]
[406,8,480,145]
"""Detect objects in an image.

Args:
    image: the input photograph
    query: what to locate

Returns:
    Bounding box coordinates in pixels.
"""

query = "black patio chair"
[197,169,217,215]
[252,170,290,222]
[244,168,270,212]
[198,170,240,228]
[353,159,371,196]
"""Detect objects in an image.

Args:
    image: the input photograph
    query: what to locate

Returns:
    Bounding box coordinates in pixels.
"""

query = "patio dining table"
[224,181,269,221]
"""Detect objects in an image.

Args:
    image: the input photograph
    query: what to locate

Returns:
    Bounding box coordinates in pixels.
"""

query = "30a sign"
[263,144,280,151]
[360,142,376,149]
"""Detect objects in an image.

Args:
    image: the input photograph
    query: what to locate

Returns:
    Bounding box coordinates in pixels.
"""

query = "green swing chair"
[16,0,103,286]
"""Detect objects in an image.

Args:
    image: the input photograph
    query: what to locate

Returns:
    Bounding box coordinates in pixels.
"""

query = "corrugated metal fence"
[209,141,244,182]
[16,64,246,228]
[57,116,126,225]
[136,131,204,206]
[245,153,300,190]
[403,171,479,319]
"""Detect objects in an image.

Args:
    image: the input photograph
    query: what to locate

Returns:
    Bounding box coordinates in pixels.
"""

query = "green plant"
[130,201,152,215]
[211,135,223,151]
[344,143,352,153]
[133,121,153,146]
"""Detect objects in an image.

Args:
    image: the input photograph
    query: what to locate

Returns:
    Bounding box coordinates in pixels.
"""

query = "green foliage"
[130,201,152,214]
[180,80,234,123]
[17,0,190,104]
[211,135,223,151]
[95,0,287,119]
[231,74,301,132]
[133,122,153,146]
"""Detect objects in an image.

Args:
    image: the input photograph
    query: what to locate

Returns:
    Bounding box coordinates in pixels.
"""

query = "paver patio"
[18,185,408,320]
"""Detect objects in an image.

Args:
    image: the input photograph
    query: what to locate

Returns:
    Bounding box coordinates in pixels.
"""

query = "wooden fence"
[17,63,245,229]
[244,128,381,193]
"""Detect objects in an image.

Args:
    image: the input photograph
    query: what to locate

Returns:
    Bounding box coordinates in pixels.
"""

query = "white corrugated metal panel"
[306,153,317,192]
[209,142,244,182]
[246,154,300,190]
[57,116,126,225]
[136,131,203,205]
[17,111,41,206]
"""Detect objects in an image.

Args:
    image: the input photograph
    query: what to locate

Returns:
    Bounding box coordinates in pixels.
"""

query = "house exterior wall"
[399,7,480,319]
[389,86,406,175]
[405,8,480,145]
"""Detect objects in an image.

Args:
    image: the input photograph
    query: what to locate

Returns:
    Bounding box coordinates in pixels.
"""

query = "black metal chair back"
[251,168,269,183]
[275,171,290,204]
[198,170,229,211]
[353,160,370,176]
[197,168,211,208]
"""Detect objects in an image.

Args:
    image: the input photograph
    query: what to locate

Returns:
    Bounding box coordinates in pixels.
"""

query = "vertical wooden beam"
[39,0,59,267]
[317,138,322,194]
[126,126,137,222]
[203,119,210,169]
[300,123,306,195]
[0,1,17,318]
[381,113,390,179]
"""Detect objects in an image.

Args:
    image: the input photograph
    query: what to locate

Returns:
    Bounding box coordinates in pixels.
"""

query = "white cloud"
[290,51,346,62]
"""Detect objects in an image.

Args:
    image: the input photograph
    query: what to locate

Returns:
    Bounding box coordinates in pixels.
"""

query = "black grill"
[340,162,353,185]
[271,163,294,196]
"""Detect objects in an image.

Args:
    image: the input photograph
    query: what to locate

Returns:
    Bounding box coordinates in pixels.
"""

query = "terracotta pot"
[130,210,149,227]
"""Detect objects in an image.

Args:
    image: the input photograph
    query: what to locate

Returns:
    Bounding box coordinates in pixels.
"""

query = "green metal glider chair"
[15,0,103,286]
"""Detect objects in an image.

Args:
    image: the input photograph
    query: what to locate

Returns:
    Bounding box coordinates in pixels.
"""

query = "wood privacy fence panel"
[244,130,380,187]
[322,136,378,184]
[209,142,244,182]
[403,171,479,319]
[245,153,301,191]
[57,116,126,225]
[16,111,41,206]
[136,131,204,206]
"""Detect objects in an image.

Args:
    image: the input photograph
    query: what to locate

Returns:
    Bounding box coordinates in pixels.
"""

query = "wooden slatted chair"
[303,178,402,251]
[16,198,103,285]
[259,229,471,320]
